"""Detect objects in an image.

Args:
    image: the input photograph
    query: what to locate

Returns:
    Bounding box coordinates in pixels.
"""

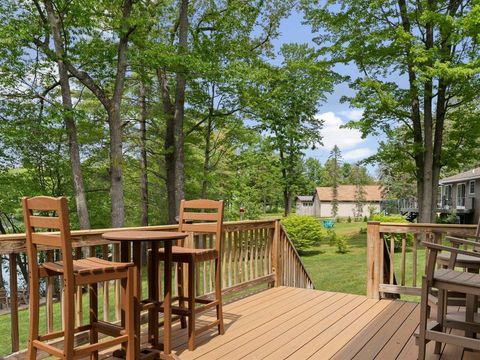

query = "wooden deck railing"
[366,221,477,300]
[0,219,313,358]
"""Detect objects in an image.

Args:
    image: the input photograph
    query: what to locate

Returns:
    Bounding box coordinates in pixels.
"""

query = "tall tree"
[353,164,367,219]
[244,43,338,216]
[43,0,90,229]
[303,0,480,222]
[327,145,342,218]
[32,0,137,227]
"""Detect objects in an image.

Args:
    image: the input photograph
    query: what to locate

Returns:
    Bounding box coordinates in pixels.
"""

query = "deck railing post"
[367,221,381,299]
[272,219,281,287]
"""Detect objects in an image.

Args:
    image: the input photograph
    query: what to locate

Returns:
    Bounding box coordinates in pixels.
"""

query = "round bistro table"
[102,230,188,360]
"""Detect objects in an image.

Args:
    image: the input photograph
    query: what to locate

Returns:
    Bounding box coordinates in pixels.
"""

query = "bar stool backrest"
[22,196,74,290]
[178,199,224,252]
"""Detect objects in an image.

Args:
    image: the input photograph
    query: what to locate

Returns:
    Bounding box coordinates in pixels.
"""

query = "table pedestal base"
[112,347,181,360]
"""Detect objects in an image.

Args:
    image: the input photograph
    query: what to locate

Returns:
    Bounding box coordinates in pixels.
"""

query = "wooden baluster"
[227,231,233,287]
[413,233,418,288]
[195,234,201,296]
[263,228,268,276]
[113,243,121,321]
[75,247,83,326]
[221,231,227,289]
[244,230,249,282]
[9,253,19,353]
[208,234,214,293]
[389,236,395,285]
[379,233,384,288]
[267,227,273,273]
[102,244,109,321]
[401,234,406,286]
[254,228,259,279]
[46,250,54,333]
[233,231,239,285]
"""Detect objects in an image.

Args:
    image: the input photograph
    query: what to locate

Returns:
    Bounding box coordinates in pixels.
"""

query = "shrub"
[359,227,367,234]
[347,216,352,223]
[326,229,337,247]
[281,215,323,252]
[363,215,368,222]
[336,236,349,254]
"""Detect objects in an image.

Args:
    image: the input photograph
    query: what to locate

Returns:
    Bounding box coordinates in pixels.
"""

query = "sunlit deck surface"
[102,286,480,360]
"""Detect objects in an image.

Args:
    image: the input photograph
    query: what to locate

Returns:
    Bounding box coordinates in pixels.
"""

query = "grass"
[299,222,369,295]
[299,221,425,301]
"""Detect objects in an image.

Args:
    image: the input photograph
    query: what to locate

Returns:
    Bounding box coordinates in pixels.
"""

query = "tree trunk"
[44,0,90,229]
[173,0,189,213]
[157,69,177,224]
[398,0,429,223]
[108,0,133,228]
[139,81,149,227]
[201,85,214,199]
[279,150,291,217]
[420,0,435,224]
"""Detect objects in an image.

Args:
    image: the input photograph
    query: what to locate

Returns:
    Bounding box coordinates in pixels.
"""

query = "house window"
[469,180,475,195]
[457,183,466,207]
[303,202,313,207]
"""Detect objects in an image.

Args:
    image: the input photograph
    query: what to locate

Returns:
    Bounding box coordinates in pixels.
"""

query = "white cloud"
[340,109,364,121]
[317,111,364,151]
[343,147,375,161]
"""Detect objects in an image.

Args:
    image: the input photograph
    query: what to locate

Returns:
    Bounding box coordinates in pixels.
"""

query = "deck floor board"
[100,287,480,360]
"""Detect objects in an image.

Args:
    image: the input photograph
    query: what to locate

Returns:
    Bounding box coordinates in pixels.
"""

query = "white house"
[313,185,383,218]
[295,195,315,216]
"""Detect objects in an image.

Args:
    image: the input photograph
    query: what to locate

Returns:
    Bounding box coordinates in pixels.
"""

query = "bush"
[326,229,337,247]
[363,215,368,222]
[281,215,323,252]
[347,216,352,223]
[359,227,367,234]
[336,236,349,253]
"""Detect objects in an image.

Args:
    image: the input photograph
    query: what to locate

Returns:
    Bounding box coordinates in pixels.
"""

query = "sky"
[272,10,382,166]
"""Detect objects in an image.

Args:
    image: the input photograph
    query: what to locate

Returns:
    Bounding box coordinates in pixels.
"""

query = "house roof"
[296,195,314,202]
[440,167,480,185]
[315,185,383,202]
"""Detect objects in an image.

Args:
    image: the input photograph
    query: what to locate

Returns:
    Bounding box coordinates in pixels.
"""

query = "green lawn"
[299,221,425,300]
[299,222,370,295]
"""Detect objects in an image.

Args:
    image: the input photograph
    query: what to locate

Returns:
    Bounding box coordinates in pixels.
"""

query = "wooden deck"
[103,286,480,360]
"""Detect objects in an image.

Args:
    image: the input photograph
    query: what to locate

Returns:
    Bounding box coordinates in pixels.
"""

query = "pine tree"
[328,145,342,218]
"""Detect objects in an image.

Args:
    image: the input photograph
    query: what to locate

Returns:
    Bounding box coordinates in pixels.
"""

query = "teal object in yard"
[323,219,335,229]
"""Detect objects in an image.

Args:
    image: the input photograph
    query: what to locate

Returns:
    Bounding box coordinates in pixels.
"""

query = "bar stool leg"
[27,276,40,360]
[89,283,99,360]
[178,263,187,329]
[188,262,196,351]
[125,267,135,360]
[215,258,225,335]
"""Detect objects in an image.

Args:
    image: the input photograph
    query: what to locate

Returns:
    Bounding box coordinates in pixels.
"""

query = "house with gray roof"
[438,167,480,223]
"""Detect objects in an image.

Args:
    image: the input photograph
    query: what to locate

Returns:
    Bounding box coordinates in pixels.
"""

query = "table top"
[101,230,188,241]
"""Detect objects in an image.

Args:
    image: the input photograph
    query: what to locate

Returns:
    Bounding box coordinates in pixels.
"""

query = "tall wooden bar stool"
[158,199,225,351]
[22,196,135,359]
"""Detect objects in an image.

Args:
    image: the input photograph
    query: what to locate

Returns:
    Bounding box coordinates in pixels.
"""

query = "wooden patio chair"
[157,199,225,351]
[419,236,480,359]
[22,196,135,360]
